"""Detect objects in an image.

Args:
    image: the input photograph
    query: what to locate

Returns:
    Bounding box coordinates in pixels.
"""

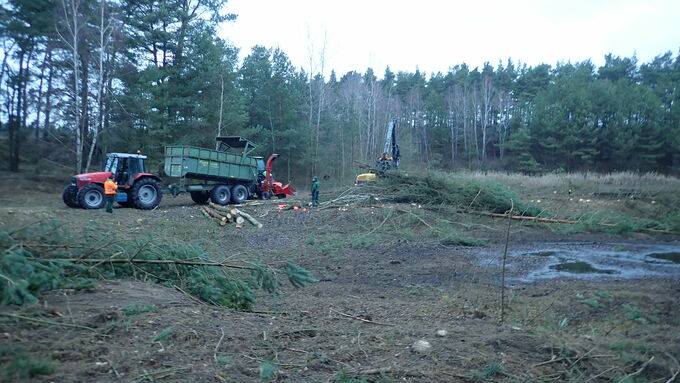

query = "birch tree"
[56,0,84,172]
[85,0,115,172]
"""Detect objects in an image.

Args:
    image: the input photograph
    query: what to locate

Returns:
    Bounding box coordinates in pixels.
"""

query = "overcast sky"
[219,0,680,77]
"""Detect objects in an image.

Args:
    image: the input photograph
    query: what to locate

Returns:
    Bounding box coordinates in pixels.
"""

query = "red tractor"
[62,153,163,210]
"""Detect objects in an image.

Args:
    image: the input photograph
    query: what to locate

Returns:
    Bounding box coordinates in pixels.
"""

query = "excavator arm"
[377,120,400,171]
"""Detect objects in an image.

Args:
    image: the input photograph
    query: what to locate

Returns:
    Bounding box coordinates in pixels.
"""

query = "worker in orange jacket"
[104,177,118,213]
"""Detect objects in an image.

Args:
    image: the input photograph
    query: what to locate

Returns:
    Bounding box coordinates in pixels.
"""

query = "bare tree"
[480,74,495,164]
[215,74,224,149]
[85,0,115,172]
[57,0,84,173]
[496,89,513,160]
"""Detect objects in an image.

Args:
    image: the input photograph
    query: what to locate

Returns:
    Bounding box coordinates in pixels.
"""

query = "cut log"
[235,216,245,225]
[202,206,228,225]
[232,208,263,229]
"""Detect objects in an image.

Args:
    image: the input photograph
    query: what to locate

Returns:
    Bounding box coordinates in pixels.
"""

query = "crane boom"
[377,119,400,171]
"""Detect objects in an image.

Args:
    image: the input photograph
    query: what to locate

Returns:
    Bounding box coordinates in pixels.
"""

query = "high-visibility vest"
[104,180,118,194]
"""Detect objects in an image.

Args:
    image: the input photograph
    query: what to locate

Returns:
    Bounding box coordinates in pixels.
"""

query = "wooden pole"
[500,199,513,325]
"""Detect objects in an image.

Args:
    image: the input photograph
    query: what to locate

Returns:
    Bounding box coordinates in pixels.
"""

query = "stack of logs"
[202,202,263,229]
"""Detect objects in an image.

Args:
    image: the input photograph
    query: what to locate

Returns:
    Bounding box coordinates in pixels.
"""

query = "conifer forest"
[1,0,679,180]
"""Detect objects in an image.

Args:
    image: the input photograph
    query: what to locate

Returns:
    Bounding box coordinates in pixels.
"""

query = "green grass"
[335,371,368,383]
[350,234,378,249]
[2,354,56,381]
[152,326,175,342]
[622,304,659,324]
[122,303,156,316]
[608,341,655,354]
[259,359,277,382]
[215,355,232,366]
[465,362,503,381]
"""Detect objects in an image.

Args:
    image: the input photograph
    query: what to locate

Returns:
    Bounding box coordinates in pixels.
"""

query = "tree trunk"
[215,74,224,149]
[80,52,89,171]
[35,48,51,141]
[86,1,111,172]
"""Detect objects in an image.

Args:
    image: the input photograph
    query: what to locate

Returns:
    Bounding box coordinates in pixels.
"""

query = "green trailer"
[164,136,265,205]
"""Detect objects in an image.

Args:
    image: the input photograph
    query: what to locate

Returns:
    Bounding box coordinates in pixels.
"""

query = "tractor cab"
[104,153,148,187]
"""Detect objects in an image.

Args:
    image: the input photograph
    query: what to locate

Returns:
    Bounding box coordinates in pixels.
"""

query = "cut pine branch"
[474,211,616,226]
[35,257,256,270]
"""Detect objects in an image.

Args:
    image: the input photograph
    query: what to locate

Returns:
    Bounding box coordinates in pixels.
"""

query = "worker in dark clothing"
[104,177,118,213]
[311,176,320,207]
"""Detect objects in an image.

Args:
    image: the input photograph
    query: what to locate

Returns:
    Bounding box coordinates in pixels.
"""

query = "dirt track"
[1,175,680,382]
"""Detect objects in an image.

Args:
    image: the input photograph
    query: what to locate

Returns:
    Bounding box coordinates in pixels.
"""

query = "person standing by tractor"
[311,176,320,207]
[104,177,118,213]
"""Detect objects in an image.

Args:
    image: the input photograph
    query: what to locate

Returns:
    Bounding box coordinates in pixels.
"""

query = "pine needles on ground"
[0,220,316,310]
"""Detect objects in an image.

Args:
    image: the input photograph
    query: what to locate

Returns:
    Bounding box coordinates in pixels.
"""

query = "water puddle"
[647,252,680,264]
[549,261,617,274]
[466,242,680,284]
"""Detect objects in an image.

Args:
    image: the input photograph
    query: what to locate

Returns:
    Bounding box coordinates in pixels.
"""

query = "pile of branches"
[201,202,263,228]
[0,220,316,309]
[325,170,543,217]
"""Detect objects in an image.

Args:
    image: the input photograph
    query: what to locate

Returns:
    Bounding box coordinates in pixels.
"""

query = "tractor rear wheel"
[190,191,210,204]
[210,184,231,205]
[77,184,106,209]
[62,185,80,208]
[230,184,249,204]
[131,178,162,210]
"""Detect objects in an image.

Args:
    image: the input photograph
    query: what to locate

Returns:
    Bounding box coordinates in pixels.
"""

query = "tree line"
[1,0,679,183]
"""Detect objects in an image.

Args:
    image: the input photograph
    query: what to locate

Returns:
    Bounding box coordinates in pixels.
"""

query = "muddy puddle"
[465,242,680,284]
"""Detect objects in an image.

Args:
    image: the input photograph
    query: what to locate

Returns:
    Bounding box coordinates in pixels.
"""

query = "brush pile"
[327,170,544,216]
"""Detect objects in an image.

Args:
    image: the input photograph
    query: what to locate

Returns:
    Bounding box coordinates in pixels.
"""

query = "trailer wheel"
[210,184,231,205]
[230,185,249,204]
[131,177,162,210]
[77,184,106,209]
[62,185,80,208]
[190,191,210,204]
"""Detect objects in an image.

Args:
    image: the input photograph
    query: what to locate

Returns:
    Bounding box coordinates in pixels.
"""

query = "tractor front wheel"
[77,184,106,209]
[62,185,80,208]
[210,184,231,205]
[131,178,162,210]
[190,191,210,204]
